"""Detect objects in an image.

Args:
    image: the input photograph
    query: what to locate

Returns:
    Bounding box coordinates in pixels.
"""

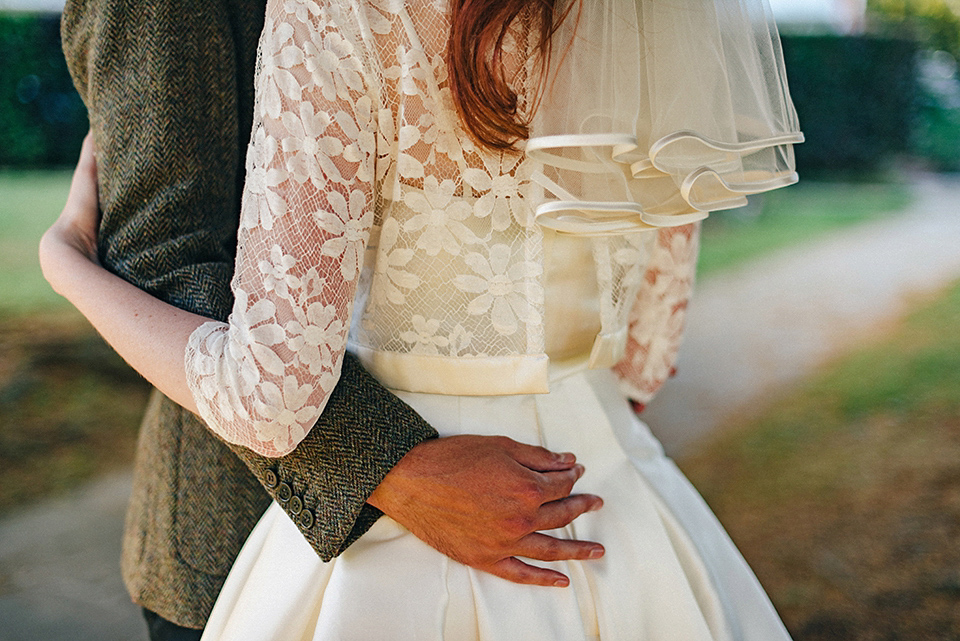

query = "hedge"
[0,12,87,168]
[0,15,929,176]
[780,34,918,176]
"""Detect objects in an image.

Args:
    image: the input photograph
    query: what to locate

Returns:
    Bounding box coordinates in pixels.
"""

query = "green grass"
[698,181,913,277]
[685,282,960,504]
[680,280,960,639]
[0,313,150,513]
[0,171,151,513]
[0,172,914,313]
[0,170,74,314]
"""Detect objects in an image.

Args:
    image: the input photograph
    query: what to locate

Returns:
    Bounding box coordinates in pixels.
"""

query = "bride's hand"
[41,132,101,266]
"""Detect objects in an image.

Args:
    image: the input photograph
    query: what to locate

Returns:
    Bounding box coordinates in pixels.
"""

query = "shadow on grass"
[680,280,960,640]
[0,310,151,514]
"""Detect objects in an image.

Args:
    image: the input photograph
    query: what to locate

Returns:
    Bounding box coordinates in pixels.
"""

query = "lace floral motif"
[614,224,701,404]
[185,0,700,456]
[186,1,377,456]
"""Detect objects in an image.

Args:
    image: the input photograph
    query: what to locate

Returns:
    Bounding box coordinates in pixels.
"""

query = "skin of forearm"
[40,227,204,415]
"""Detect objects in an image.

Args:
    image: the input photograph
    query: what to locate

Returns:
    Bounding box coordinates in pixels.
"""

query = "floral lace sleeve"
[613,224,701,405]
[184,2,376,457]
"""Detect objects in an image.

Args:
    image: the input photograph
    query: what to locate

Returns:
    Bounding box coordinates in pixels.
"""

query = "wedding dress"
[186,0,804,638]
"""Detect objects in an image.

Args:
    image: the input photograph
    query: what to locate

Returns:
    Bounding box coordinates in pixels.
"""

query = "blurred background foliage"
[869,0,960,57]
[780,34,917,176]
[0,12,86,167]
[866,0,960,170]
[2,5,960,173]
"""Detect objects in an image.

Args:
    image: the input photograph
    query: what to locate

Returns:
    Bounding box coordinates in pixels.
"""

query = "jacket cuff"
[230,351,438,561]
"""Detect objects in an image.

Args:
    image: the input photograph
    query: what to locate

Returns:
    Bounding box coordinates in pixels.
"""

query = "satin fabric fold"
[202,368,791,641]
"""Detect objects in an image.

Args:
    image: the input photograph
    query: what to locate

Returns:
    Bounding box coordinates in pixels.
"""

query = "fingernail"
[573,464,585,478]
[557,452,575,463]
[588,499,603,512]
[553,578,569,587]
[589,547,605,559]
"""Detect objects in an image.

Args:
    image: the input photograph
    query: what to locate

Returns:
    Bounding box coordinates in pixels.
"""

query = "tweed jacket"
[60,0,437,628]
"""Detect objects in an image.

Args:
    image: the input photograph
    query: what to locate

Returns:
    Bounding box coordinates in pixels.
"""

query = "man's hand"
[368,435,604,587]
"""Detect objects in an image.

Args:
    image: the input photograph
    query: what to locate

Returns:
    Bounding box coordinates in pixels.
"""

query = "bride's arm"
[40,134,205,416]
[613,223,701,407]
[45,6,379,458]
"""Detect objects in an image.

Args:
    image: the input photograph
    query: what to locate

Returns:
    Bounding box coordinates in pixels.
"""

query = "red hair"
[446,0,573,151]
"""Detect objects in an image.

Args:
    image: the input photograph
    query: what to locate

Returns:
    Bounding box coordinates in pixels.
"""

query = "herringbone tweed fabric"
[61,0,437,628]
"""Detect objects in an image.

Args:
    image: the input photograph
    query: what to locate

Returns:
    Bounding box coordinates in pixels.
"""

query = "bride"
[41,0,803,638]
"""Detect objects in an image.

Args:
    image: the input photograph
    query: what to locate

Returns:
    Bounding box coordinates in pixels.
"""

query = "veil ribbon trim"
[525,0,804,236]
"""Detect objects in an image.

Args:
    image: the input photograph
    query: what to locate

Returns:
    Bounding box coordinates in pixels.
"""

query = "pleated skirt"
[202,367,791,641]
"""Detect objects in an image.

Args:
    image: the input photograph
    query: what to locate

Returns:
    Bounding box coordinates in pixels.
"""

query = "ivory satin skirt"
[201,367,791,641]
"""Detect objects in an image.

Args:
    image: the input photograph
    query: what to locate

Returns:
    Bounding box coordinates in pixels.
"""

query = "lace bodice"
[184,0,700,456]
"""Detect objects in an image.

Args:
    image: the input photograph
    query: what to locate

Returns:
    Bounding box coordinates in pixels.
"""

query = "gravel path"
[0,471,145,641]
[643,173,960,454]
[2,173,959,641]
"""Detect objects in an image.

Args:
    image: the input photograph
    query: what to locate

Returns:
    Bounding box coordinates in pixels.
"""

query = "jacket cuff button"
[289,495,303,515]
[264,469,279,489]
[277,482,293,502]
[298,508,315,530]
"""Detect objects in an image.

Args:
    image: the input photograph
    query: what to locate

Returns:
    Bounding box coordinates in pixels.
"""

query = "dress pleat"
[202,368,791,641]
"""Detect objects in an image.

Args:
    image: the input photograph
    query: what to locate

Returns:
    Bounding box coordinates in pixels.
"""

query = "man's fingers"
[503,438,578,472]
[515,532,604,564]
[68,135,99,207]
[536,493,603,531]
[487,556,571,588]
[371,434,604,591]
[533,465,587,504]
[484,533,606,586]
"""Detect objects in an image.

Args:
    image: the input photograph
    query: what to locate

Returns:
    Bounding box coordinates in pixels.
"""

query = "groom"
[60,0,603,638]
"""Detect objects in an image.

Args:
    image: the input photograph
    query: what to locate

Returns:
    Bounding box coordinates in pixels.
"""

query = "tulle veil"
[526,0,804,235]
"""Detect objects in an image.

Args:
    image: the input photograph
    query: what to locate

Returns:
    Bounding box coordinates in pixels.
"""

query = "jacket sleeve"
[60,0,436,560]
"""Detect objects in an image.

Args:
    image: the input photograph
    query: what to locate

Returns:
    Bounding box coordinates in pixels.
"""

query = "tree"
[868,0,960,56]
